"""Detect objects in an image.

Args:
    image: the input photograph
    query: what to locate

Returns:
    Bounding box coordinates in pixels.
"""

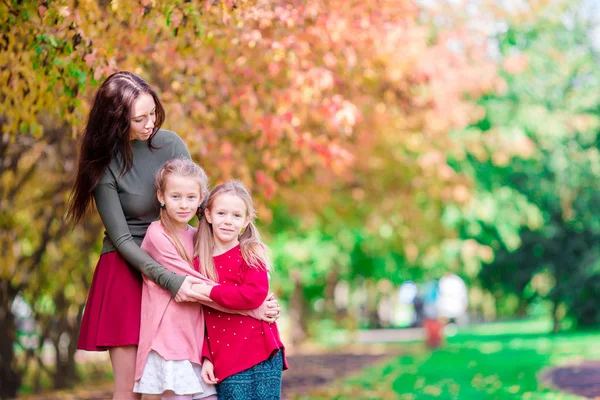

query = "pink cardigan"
[135,221,262,381]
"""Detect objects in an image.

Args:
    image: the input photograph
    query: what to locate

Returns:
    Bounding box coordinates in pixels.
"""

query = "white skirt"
[133,351,217,399]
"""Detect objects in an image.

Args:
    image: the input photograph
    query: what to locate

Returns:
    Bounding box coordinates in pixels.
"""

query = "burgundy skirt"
[77,251,143,351]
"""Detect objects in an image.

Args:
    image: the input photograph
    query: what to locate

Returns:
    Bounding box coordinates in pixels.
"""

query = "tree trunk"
[52,296,82,389]
[516,299,529,318]
[552,299,561,334]
[366,279,380,329]
[289,270,307,345]
[323,270,338,317]
[32,363,42,394]
[52,331,79,390]
[0,279,21,399]
[62,307,84,388]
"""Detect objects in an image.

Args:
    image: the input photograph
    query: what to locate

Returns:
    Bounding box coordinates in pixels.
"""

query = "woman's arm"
[94,178,185,296]
[92,132,204,299]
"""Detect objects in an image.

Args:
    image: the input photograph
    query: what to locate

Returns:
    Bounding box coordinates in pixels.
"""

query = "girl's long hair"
[195,181,271,282]
[66,71,166,224]
[156,158,208,266]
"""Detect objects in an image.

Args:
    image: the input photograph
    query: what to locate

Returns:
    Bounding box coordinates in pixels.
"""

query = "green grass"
[306,318,600,399]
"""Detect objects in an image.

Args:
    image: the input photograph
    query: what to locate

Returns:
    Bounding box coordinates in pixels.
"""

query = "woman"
[67,72,280,399]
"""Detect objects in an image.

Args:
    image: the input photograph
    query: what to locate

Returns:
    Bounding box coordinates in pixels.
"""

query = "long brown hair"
[66,71,166,224]
[156,158,208,266]
[195,181,271,281]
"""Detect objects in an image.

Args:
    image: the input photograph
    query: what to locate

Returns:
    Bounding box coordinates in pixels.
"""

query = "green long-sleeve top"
[94,129,190,296]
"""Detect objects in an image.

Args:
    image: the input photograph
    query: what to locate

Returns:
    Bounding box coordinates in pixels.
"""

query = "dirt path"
[540,361,600,399]
[21,345,401,400]
[281,349,398,399]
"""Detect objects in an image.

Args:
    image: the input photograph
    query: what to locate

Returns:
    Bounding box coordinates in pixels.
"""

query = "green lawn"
[304,319,600,399]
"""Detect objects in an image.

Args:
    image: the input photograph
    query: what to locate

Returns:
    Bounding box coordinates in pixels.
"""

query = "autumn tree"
[256,1,503,333]
[3,0,502,394]
[447,0,600,330]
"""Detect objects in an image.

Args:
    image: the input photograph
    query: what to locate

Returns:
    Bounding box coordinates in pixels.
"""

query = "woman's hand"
[201,359,218,385]
[260,293,281,324]
[190,282,212,303]
[174,276,208,303]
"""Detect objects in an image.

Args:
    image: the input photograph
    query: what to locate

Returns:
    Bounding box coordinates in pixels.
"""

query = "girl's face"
[129,93,156,141]
[157,176,204,230]
[206,193,250,248]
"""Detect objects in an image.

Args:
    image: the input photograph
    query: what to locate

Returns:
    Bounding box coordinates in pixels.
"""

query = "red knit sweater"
[197,245,287,381]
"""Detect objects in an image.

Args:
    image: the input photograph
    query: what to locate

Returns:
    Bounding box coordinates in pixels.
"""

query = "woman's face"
[129,93,156,141]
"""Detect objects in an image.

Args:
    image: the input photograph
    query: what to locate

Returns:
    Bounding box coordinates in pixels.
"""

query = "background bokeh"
[3,0,600,398]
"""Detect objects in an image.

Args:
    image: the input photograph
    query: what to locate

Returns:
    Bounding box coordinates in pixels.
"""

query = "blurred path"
[20,334,409,400]
[354,327,424,343]
[541,361,600,399]
[281,347,402,399]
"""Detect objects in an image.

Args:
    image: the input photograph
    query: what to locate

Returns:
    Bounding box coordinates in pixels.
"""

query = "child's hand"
[263,293,281,324]
[201,359,219,385]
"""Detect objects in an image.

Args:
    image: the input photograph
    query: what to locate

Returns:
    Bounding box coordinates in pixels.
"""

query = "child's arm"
[192,283,274,321]
[146,230,269,320]
[208,266,269,310]
[201,319,218,385]
[198,296,272,321]
[201,326,212,363]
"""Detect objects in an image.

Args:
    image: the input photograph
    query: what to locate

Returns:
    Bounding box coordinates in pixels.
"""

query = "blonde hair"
[155,158,208,266]
[194,181,271,281]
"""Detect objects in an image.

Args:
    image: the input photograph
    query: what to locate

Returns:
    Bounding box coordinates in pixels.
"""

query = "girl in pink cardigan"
[133,159,276,400]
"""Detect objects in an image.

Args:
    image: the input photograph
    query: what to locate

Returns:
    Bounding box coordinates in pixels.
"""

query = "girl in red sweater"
[192,181,287,399]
